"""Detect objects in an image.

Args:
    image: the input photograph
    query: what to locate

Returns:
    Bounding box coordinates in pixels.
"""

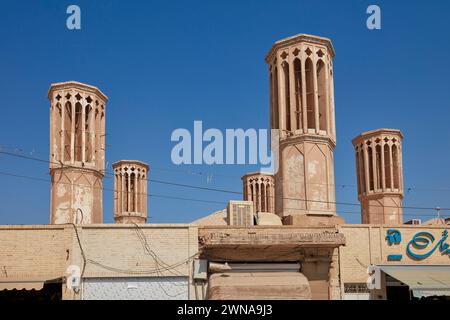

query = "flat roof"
[352,128,403,145]
[266,33,335,63]
[48,81,108,101]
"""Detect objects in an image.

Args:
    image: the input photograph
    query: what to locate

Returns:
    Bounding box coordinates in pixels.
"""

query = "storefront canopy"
[0,277,62,291]
[380,265,450,298]
[0,280,45,291]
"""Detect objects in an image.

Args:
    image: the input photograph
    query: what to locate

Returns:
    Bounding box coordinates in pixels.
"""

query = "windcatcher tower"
[48,81,107,224]
[242,172,275,214]
[352,129,404,224]
[113,160,149,224]
[266,34,342,226]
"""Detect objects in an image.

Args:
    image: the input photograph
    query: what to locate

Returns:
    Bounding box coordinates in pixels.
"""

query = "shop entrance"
[381,265,450,301]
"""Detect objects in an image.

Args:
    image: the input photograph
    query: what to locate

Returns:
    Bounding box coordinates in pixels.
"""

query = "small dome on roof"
[255,212,282,226]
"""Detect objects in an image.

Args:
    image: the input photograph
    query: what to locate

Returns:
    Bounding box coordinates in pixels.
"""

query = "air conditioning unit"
[404,218,421,225]
[227,200,254,226]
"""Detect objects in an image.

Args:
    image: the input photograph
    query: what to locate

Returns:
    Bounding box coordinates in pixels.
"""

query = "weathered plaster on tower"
[266,34,343,226]
[242,172,275,214]
[48,81,107,224]
[113,160,149,224]
[352,129,404,224]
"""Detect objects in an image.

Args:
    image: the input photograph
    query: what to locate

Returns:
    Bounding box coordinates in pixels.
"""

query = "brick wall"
[0,224,198,299]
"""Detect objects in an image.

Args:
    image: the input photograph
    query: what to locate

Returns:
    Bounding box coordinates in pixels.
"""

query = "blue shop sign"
[386,229,450,261]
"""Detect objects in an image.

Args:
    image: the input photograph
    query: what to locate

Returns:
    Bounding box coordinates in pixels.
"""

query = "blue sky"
[1,0,450,224]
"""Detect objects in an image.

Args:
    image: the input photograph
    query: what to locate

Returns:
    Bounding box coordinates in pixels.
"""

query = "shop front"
[339,224,450,300]
[198,226,346,300]
[379,265,450,300]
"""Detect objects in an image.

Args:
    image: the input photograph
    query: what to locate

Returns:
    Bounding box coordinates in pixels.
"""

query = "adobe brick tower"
[113,160,149,224]
[48,81,107,224]
[352,129,404,224]
[242,172,275,214]
[266,34,342,226]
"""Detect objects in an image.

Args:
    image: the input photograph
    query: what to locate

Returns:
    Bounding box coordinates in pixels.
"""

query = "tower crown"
[265,34,335,63]
[48,81,107,170]
[266,33,336,143]
[48,81,108,101]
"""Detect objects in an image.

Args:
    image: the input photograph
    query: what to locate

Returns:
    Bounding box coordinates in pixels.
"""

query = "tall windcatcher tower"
[352,129,404,224]
[48,81,107,224]
[113,160,149,224]
[266,34,342,226]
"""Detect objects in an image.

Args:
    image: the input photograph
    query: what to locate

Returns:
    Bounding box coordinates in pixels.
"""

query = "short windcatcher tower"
[113,160,149,224]
[352,129,404,224]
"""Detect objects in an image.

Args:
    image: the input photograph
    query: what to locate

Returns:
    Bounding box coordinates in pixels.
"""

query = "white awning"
[380,265,450,297]
[412,289,450,298]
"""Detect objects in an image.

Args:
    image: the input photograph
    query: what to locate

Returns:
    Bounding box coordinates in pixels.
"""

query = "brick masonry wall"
[0,225,68,281]
[0,224,198,299]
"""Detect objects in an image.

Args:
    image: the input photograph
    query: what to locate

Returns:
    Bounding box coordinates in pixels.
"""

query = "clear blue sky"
[1,0,450,225]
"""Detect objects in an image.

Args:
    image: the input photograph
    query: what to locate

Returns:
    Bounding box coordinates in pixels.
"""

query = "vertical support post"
[251,180,256,212]
[313,58,320,133]
[381,140,386,191]
[358,150,365,194]
[301,56,308,133]
[363,144,370,193]
[81,94,86,163]
[60,95,66,163]
[324,61,331,134]
[122,169,127,212]
[90,103,95,163]
[398,145,403,193]
[288,55,297,131]
[389,144,394,191]
[70,92,76,164]
[127,172,131,212]
[134,173,138,213]
[278,59,286,137]
[329,65,336,140]
[371,140,378,191]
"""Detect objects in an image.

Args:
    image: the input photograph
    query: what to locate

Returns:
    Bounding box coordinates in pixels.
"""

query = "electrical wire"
[0,169,447,218]
[0,150,449,214]
[5,147,450,192]
[67,223,87,278]
[131,223,190,296]
[64,221,198,298]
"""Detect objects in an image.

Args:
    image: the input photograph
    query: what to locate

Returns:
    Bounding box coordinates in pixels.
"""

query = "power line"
[1,149,450,214]
[0,169,448,218]
[68,223,87,278]
[0,170,225,205]
[4,146,450,192]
